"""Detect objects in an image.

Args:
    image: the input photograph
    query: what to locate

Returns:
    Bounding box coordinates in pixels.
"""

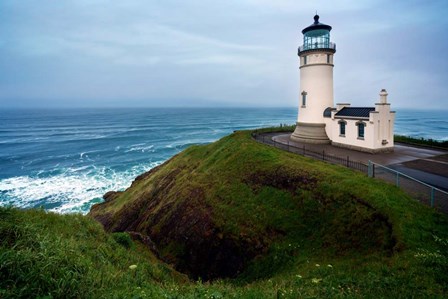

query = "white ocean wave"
[0,162,162,214]
[125,144,155,153]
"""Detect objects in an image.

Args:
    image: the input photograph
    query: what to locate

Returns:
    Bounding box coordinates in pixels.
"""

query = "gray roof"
[335,107,375,118]
[323,107,336,118]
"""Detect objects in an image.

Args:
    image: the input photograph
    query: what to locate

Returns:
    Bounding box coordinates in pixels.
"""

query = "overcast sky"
[1,0,447,109]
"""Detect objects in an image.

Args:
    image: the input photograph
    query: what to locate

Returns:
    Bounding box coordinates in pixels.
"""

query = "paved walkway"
[272,133,447,165]
[270,133,448,191]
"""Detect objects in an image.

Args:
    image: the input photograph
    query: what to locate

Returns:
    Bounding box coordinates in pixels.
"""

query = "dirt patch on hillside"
[321,195,398,255]
[140,187,267,280]
[244,166,317,194]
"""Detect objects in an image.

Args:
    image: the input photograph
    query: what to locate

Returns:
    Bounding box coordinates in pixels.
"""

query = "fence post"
[396,172,400,187]
[346,156,349,167]
[367,160,375,178]
[288,139,290,152]
[430,187,435,207]
[303,145,305,155]
[322,150,325,161]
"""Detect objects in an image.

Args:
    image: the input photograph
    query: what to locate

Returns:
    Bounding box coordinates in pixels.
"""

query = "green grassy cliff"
[2,130,448,298]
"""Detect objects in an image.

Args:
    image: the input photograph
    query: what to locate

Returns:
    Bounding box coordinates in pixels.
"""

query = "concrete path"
[272,133,447,165]
[387,164,448,191]
[271,133,448,191]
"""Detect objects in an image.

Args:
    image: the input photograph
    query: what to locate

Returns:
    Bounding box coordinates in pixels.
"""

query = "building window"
[327,54,330,63]
[303,55,307,65]
[339,120,346,136]
[301,91,307,107]
[358,124,364,138]
[356,121,365,139]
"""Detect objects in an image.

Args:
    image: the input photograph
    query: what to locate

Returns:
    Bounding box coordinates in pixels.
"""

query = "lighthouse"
[289,15,395,152]
[291,14,336,143]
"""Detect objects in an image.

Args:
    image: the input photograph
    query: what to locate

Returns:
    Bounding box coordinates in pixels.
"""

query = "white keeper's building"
[291,15,395,153]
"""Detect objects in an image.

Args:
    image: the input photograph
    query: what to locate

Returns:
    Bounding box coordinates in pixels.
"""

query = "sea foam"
[0,162,161,214]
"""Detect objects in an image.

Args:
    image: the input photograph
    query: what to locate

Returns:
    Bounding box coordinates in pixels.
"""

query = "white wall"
[330,118,375,149]
[328,102,395,152]
[298,52,334,124]
[370,103,395,149]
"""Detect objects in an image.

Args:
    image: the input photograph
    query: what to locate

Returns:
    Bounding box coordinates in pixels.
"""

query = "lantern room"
[299,15,336,54]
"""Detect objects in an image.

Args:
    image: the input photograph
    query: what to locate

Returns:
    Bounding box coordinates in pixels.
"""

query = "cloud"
[0,0,447,108]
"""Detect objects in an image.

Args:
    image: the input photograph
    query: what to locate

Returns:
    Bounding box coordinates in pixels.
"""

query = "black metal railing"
[298,42,336,54]
[252,132,368,174]
[252,131,448,214]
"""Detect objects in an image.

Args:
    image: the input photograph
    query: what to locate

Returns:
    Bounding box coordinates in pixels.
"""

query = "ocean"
[1,108,447,214]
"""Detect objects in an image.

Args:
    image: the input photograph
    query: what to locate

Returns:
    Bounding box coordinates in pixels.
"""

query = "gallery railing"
[298,42,336,53]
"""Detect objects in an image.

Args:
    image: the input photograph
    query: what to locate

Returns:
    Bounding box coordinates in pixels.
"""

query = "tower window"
[356,122,365,139]
[301,91,307,107]
[338,120,346,136]
[303,56,307,65]
[303,29,330,50]
[327,54,330,63]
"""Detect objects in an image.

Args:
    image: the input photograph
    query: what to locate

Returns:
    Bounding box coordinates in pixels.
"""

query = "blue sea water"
[0,107,447,214]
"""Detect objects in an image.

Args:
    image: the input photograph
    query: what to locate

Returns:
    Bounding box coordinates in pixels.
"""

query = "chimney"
[379,89,388,104]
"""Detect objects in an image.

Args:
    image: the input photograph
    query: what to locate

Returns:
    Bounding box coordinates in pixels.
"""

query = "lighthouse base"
[291,122,330,144]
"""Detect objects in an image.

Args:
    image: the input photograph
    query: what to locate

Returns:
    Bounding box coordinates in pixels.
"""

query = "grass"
[0,207,186,298]
[2,129,448,298]
[251,124,296,134]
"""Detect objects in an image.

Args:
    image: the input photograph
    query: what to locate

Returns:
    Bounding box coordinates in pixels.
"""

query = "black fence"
[252,132,368,174]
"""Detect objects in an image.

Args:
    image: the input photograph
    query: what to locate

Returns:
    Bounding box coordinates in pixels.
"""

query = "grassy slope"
[2,130,448,298]
[0,207,187,298]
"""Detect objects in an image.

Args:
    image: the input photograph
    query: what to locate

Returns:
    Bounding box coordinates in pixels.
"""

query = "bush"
[394,135,448,149]
[112,232,134,249]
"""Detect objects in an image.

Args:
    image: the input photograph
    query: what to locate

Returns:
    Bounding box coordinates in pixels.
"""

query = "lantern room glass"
[303,29,330,50]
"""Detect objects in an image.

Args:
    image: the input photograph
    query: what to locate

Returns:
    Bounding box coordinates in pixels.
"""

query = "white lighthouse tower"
[291,15,336,143]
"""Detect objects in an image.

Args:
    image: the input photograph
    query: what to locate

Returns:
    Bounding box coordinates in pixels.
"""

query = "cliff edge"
[89,131,446,282]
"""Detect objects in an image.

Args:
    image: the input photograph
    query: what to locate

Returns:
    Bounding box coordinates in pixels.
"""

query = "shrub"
[112,232,134,249]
